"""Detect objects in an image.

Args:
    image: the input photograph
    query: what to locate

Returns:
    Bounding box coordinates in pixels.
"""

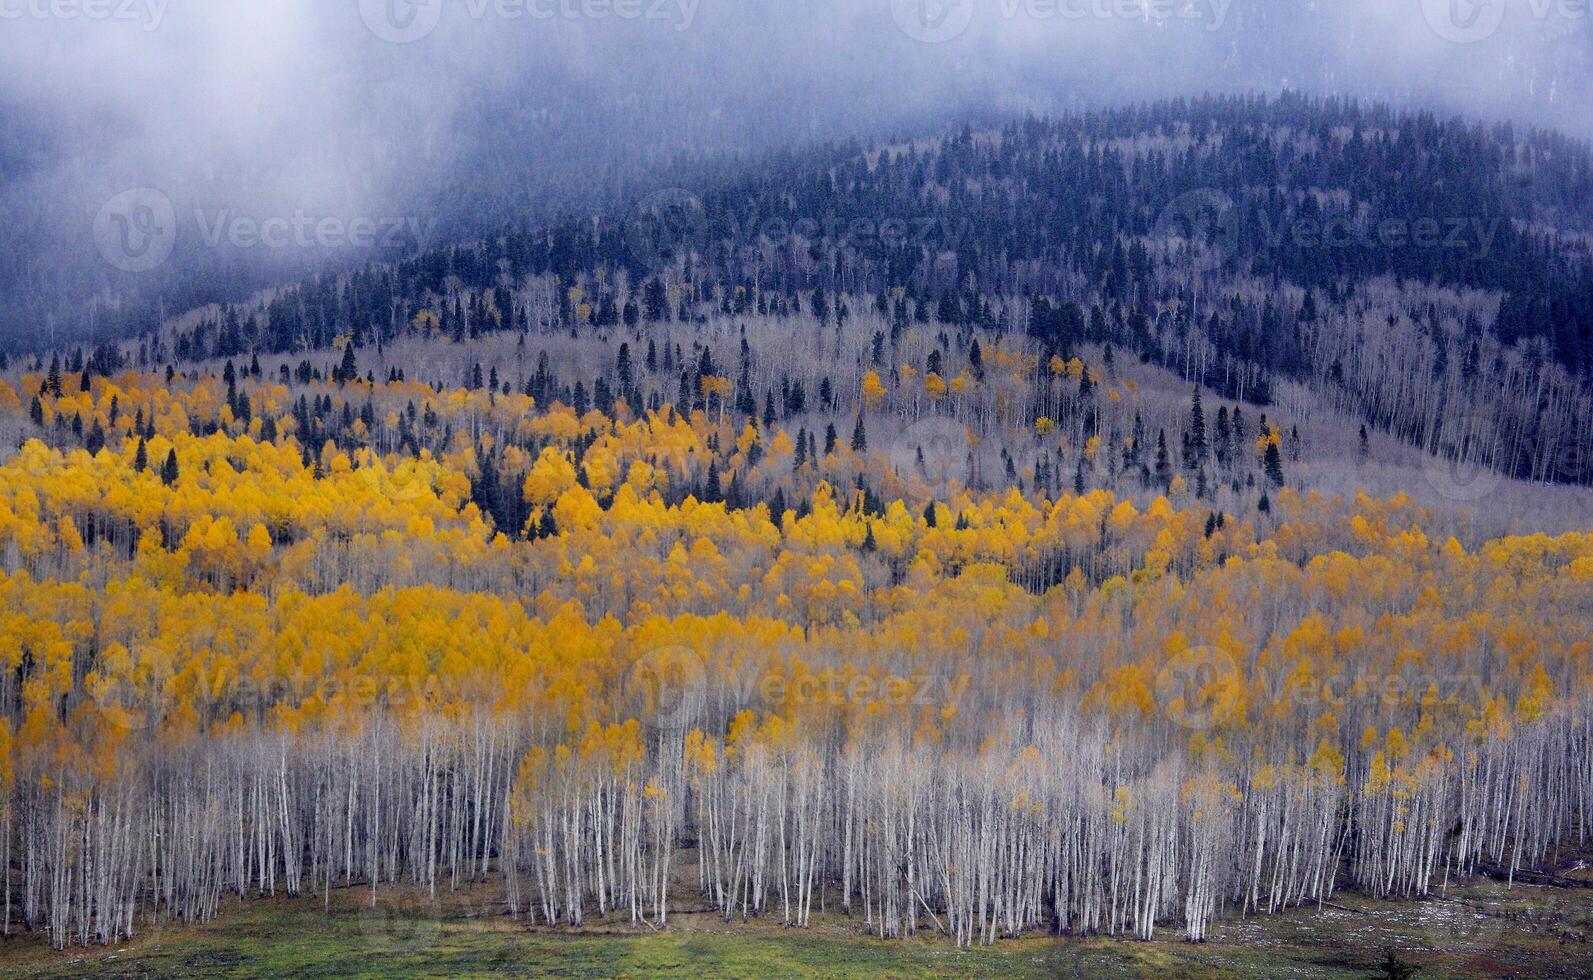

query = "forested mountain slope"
[39,93,1593,495]
[0,94,1590,954]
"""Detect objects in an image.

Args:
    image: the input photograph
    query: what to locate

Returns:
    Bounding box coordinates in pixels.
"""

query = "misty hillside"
[8,53,1593,967]
[38,94,1593,498]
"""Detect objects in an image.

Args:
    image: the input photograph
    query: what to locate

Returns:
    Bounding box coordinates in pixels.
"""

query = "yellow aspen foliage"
[524,447,579,506]
[860,370,888,407]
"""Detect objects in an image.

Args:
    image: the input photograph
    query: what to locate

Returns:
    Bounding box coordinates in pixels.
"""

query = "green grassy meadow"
[2,877,1589,979]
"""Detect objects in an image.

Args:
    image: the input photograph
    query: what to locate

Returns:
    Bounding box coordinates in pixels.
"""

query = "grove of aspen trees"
[1,277,1589,951]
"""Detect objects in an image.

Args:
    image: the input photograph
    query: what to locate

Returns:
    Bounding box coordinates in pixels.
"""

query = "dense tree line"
[2,346,1593,950]
[3,92,1593,955]
[43,94,1588,488]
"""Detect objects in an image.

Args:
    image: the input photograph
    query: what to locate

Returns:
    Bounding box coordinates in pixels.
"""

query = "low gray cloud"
[0,0,1587,348]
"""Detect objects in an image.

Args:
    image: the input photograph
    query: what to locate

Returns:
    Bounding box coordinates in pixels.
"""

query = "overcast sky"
[0,0,1588,346]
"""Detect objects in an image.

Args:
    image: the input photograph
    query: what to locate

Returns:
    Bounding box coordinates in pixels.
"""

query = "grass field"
[2,876,1591,979]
